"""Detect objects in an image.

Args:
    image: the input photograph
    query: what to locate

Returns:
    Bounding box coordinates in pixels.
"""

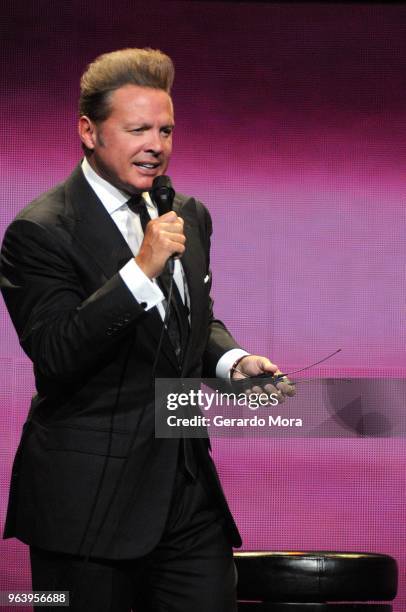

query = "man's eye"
[161,128,173,136]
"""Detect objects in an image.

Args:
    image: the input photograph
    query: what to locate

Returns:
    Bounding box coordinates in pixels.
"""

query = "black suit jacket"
[1,165,242,559]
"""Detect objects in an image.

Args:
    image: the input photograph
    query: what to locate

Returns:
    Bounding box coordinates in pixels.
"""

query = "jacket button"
[140,302,147,309]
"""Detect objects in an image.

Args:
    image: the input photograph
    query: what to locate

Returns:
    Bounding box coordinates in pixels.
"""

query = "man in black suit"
[1,48,294,611]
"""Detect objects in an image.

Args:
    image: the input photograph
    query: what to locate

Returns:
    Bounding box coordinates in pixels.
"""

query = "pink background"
[1,1,405,608]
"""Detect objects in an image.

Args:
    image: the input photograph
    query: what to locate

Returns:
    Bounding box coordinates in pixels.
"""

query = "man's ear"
[78,116,97,151]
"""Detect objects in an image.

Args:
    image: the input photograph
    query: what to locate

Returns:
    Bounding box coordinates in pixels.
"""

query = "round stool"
[234,551,398,611]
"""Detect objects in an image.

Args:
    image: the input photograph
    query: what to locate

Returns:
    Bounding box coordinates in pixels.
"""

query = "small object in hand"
[231,372,293,392]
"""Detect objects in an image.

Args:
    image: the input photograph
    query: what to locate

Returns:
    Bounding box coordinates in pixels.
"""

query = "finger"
[163,221,185,234]
[158,211,179,222]
[165,234,186,250]
[258,360,279,375]
[167,242,186,257]
[151,216,183,229]
[264,383,279,396]
[268,384,285,403]
[277,382,295,397]
[276,380,290,393]
[276,376,295,397]
[257,386,278,406]
[257,384,285,404]
[275,390,285,404]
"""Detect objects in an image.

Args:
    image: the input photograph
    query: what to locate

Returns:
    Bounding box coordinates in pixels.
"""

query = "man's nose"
[144,131,163,155]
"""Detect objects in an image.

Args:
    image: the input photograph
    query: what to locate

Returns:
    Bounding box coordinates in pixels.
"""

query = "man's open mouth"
[134,162,160,169]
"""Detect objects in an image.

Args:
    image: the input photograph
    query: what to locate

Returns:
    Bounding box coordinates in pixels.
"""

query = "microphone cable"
[231,349,342,392]
[70,177,179,607]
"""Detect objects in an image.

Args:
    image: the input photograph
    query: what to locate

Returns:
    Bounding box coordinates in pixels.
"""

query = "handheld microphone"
[150,175,177,273]
[150,175,175,215]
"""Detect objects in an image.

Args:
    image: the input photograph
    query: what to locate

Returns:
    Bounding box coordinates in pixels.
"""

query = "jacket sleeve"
[1,218,146,381]
[195,201,243,377]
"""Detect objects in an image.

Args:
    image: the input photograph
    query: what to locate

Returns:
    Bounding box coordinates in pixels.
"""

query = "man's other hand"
[231,355,295,403]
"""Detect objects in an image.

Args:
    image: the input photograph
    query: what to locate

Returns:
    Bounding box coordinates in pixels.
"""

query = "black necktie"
[127,195,196,479]
[126,195,190,365]
[126,194,151,234]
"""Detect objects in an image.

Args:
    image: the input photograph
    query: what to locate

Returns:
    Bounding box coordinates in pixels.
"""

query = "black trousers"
[30,461,237,612]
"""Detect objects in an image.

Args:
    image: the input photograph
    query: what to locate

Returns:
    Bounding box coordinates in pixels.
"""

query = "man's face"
[80,84,174,194]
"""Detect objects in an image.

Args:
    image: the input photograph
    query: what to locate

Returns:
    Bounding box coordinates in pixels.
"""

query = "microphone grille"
[151,175,175,215]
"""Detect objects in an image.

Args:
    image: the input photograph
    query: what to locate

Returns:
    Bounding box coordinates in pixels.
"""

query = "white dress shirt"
[81,158,248,377]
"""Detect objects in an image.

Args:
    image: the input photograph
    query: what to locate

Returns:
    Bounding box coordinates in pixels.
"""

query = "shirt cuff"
[216,348,250,379]
[119,259,164,310]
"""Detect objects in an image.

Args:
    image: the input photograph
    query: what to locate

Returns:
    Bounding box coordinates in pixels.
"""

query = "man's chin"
[128,170,165,193]
[120,177,155,195]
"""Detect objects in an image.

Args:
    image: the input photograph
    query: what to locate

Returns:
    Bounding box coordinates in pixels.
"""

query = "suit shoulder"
[174,192,212,249]
[174,192,211,221]
[13,181,66,227]
[174,191,206,207]
[1,181,69,255]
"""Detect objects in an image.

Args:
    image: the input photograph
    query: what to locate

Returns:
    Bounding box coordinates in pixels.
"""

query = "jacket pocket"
[44,423,131,458]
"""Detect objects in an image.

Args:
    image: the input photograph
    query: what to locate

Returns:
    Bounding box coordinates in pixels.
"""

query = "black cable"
[232,349,342,391]
[107,269,178,544]
[70,176,180,605]
[70,269,176,608]
[151,266,175,379]
[282,348,342,378]
[70,332,137,606]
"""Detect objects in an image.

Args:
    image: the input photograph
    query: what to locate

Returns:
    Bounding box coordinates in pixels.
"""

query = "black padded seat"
[234,551,398,611]
[237,606,393,611]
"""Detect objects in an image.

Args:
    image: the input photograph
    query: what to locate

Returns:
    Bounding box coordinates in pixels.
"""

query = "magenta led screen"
[1,2,405,609]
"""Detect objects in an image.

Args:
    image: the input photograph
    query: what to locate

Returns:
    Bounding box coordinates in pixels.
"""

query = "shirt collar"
[81,157,156,214]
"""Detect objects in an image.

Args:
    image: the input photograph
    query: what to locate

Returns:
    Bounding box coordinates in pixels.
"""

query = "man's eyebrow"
[123,122,175,129]
[124,122,150,130]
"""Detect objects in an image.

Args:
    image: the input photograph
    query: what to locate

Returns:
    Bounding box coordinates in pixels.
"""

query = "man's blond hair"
[79,48,174,122]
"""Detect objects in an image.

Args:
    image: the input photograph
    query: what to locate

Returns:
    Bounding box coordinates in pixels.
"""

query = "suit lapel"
[63,165,179,369]
[64,165,133,278]
[173,196,207,374]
